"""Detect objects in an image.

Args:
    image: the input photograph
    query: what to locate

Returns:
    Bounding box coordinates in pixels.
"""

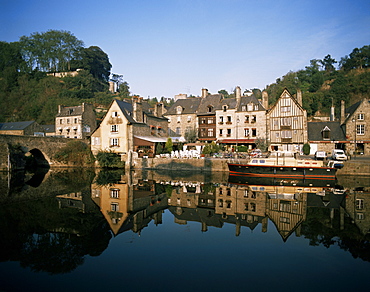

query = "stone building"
[0,121,45,136]
[307,121,346,155]
[91,98,168,158]
[55,103,97,139]
[266,89,308,152]
[164,97,202,138]
[216,86,267,149]
[341,98,370,155]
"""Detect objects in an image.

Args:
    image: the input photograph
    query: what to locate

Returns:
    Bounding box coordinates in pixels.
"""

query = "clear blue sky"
[1,0,369,98]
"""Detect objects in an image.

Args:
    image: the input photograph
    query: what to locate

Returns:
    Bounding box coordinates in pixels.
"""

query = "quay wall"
[132,157,370,176]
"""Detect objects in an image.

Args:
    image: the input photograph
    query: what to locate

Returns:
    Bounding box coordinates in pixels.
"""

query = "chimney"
[340,100,345,124]
[132,96,143,123]
[262,91,269,110]
[201,88,208,98]
[235,86,241,103]
[154,102,164,117]
[58,105,62,114]
[296,89,302,106]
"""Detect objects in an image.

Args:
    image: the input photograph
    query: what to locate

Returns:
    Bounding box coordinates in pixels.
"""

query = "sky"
[1,0,369,98]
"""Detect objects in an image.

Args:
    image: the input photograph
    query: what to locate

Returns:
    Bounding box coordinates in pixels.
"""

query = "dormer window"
[208,105,213,113]
[223,105,227,112]
[321,126,330,140]
[241,106,246,111]
[176,106,182,114]
[247,104,253,111]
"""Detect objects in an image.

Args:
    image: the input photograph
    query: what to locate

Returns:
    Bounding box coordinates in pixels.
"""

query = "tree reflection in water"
[0,168,369,275]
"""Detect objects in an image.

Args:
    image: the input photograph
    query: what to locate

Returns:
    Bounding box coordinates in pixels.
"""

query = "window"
[244,128,250,137]
[226,200,232,209]
[282,130,292,138]
[223,105,227,112]
[111,203,119,211]
[357,213,364,220]
[219,129,223,136]
[176,106,182,114]
[227,129,231,136]
[280,217,290,223]
[111,125,118,132]
[208,106,213,112]
[177,116,181,123]
[247,104,253,111]
[251,115,256,123]
[92,137,100,145]
[207,117,214,124]
[67,119,70,124]
[218,199,223,207]
[241,106,246,111]
[358,113,364,120]
[281,106,291,113]
[281,117,291,126]
[110,189,119,198]
[74,118,78,123]
[219,116,224,124]
[322,129,330,140]
[356,199,364,210]
[280,201,291,212]
[208,128,214,137]
[252,128,257,137]
[227,116,232,124]
[187,116,191,122]
[110,138,119,146]
[60,119,63,124]
[112,111,118,117]
[254,105,258,110]
[250,203,256,212]
[245,116,249,123]
[176,127,180,135]
[357,124,365,135]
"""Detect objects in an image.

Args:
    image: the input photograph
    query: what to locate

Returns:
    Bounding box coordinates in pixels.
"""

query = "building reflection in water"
[86,170,370,242]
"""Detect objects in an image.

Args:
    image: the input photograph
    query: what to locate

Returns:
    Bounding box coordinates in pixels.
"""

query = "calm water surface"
[0,168,369,292]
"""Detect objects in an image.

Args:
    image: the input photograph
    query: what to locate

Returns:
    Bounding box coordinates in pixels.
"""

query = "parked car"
[332,149,347,161]
[315,151,327,160]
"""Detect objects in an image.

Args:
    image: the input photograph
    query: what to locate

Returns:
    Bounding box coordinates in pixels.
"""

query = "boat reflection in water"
[227,174,344,241]
[0,168,369,283]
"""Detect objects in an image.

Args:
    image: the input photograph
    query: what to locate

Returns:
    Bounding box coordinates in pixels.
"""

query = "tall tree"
[320,54,337,73]
[76,46,112,82]
[19,30,84,72]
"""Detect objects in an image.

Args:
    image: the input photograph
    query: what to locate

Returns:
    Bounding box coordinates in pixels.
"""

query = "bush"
[95,151,124,168]
[303,143,310,155]
[202,142,221,155]
[54,140,95,166]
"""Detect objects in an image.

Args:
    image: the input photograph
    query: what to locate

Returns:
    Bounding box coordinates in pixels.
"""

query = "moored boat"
[228,151,337,180]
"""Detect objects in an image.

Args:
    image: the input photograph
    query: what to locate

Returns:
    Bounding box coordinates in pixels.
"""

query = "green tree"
[73,46,112,82]
[165,138,173,153]
[184,127,197,143]
[19,30,84,72]
[320,54,337,74]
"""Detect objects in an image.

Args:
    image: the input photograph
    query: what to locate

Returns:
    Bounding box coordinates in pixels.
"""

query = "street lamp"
[352,117,357,157]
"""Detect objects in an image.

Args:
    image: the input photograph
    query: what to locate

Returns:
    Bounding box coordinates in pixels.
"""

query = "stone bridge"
[0,134,90,171]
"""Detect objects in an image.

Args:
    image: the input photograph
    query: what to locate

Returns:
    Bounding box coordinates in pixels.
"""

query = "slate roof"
[197,94,223,115]
[0,121,36,130]
[307,121,346,141]
[165,97,202,115]
[344,99,370,123]
[56,105,83,117]
[40,125,55,133]
[115,99,137,123]
[237,95,266,111]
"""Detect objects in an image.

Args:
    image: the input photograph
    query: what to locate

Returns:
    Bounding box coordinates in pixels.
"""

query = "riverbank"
[132,156,370,176]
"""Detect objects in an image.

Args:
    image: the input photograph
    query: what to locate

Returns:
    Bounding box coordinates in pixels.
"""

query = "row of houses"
[1,87,369,156]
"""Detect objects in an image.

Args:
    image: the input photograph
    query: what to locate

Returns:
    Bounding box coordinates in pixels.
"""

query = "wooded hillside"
[0,30,369,124]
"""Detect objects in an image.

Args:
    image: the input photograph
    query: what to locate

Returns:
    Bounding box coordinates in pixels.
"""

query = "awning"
[134,136,168,143]
[217,138,256,143]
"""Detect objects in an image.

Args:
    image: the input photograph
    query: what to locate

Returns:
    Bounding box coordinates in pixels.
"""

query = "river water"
[0,168,369,292]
